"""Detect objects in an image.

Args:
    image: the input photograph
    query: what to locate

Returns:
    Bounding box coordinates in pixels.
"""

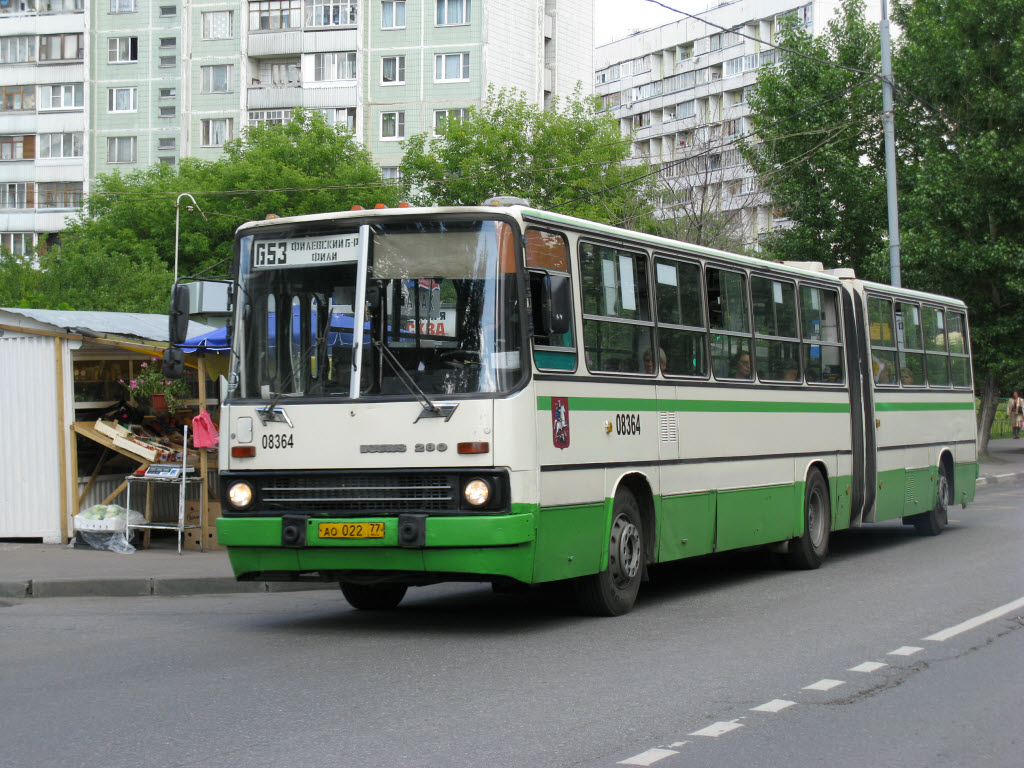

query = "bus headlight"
[463,478,491,507]
[228,481,254,509]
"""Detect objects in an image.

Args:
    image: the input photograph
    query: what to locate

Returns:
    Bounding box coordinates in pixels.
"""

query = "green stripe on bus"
[875,401,974,412]
[538,396,848,414]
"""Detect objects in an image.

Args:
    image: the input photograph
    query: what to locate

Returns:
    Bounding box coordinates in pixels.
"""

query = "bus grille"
[259,473,456,514]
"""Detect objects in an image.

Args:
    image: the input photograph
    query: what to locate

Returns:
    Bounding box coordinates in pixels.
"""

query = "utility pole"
[880,0,901,287]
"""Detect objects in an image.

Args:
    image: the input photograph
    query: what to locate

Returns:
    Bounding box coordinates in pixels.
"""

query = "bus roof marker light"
[350,205,363,210]
[374,203,387,209]
[457,442,489,454]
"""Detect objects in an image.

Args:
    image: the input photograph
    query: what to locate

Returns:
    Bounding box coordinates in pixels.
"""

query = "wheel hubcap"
[609,514,641,587]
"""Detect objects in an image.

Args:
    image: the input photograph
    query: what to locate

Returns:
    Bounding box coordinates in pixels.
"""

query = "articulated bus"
[182,201,977,615]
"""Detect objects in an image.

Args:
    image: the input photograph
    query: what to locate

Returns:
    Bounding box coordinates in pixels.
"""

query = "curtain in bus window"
[580,242,652,373]
[751,276,799,381]
[896,302,925,386]
[654,257,706,377]
[798,286,842,383]
[867,296,897,385]
[706,267,751,379]
[947,311,971,387]
[921,306,950,386]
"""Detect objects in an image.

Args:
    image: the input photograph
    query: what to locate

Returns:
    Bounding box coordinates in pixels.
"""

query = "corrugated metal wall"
[0,334,62,540]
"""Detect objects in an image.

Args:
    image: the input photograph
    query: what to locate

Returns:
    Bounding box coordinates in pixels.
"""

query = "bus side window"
[526,229,575,371]
[921,306,950,386]
[800,286,843,384]
[751,275,799,382]
[896,302,925,386]
[580,241,653,373]
[706,266,751,379]
[867,296,897,385]
[947,311,972,388]
[654,256,707,377]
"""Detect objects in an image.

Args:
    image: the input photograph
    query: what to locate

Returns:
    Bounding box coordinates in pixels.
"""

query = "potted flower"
[119,357,190,413]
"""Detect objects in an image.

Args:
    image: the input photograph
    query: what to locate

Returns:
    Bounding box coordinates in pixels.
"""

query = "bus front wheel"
[575,488,644,616]
[787,469,830,570]
[340,582,408,610]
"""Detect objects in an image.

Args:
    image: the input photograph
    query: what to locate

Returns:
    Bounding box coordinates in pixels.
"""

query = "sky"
[594,0,714,46]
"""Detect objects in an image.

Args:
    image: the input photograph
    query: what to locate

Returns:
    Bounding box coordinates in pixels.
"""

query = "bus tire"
[787,469,830,570]
[912,465,950,537]
[574,488,644,616]
[340,582,407,610]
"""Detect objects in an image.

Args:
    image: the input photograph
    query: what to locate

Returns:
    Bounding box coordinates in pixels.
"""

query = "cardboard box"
[183,526,224,551]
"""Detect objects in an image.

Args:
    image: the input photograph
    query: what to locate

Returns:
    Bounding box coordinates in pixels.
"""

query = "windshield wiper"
[373,339,441,416]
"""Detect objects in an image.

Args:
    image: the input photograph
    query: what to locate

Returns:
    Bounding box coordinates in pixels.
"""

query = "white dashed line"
[848,661,888,673]
[803,678,845,691]
[689,719,745,737]
[668,742,690,748]
[888,646,923,656]
[751,699,796,713]
[923,596,1024,641]
[618,748,679,766]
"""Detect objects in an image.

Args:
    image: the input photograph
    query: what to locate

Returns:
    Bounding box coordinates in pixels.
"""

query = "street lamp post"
[173,192,205,285]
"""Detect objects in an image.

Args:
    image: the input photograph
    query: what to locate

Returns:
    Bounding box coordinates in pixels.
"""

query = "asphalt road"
[4,486,1022,768]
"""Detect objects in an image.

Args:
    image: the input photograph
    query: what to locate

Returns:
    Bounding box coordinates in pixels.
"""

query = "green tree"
[9,110,397,312]
[400,87,658,227]
[892,0,1024,451]
[742,0,890,280]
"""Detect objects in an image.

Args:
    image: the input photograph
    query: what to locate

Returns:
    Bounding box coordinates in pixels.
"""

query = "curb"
[0,578,337,599]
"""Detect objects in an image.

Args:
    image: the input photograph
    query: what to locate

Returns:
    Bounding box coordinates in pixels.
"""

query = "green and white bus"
[191,201,977,615]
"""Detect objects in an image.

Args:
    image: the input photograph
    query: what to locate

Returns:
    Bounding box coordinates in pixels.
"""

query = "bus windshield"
[233,218,523,400]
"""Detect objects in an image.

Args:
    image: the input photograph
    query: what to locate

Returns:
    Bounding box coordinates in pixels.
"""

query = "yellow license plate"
[318,522,385,539]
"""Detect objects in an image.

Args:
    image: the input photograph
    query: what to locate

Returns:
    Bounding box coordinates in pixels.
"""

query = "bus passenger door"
[842,282,876,525]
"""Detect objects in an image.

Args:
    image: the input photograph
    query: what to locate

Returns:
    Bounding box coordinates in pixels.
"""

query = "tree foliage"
[743,0,889,280]
[1,110,398,312]
[400,87,658,227]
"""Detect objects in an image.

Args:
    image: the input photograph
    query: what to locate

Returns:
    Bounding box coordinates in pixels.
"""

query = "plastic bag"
[73,505,146,554]
[192,409,219,448]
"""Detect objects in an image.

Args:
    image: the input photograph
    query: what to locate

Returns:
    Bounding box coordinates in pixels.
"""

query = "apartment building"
[594,0,880,250]
[0,0,86,256]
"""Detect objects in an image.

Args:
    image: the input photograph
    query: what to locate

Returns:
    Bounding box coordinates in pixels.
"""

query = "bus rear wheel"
[574,488,644,616]
[340,582,408,610]
[911,465,950,537]
[787,469,830,570]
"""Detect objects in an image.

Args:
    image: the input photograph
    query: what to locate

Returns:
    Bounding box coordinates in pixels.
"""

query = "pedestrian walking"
[1007,390,1024,439]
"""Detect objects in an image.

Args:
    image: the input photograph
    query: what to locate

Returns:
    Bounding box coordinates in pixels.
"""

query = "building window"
[39,83,83,111]
[109,0,137,13]
[159,56,176,68]
[381,0,405,28]
[0,233,33,256]
[159,88,176,99]
[269,61,301,84]
[0,37,36,65]
[313,52,356,81]
[107,86,138,112]
[248,109,291,127]
[160,38,176,49]
[202,10,234,39]
[0,135,31,161]
[38,133,83,159]
[381,55,405,85]
[37,181,83,209]
[202,118,233,146]
[39,33,82,62]
[201,65,233,93]
[436,0,469,25]
[433,108,467,133]
[380,166,402,180]
[380,111,404,140]
[158,137,176,150]
[108,37,139,63]
[319,106,356,132]
[435,52,470,82]
[1,85,36,111]
[1,183,32,209]
[159,156,176,166]
[159,106,176,117]
[311,0,357,27]
[249,0,301,30]
[106,136,137,163]
[159,5,176,16]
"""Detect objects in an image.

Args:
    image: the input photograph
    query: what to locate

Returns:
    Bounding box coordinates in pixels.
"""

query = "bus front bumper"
[216,513,537,583]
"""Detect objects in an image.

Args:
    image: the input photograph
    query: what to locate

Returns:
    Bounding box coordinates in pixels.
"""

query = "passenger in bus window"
[782,359,800,381]
[901,368,916,386]
[642,347,666,374]
[731,349,752,379]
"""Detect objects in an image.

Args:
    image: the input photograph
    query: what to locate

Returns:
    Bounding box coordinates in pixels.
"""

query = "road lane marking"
[923,596,1024,642]
[618,748,679,766]
[689,720,744,737]
[803,678,845,691]
[888,646,923,656]
[849,661,888,673]
[668,742,690,748]
[751,699,796,713]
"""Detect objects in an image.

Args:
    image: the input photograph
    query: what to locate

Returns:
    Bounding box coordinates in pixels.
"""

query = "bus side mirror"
[163,347,185,379]
[539,274,571,337]
[169,284,190,345]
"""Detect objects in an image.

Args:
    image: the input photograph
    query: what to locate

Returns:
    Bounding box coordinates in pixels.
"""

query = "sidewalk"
[4,440,1024,600]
